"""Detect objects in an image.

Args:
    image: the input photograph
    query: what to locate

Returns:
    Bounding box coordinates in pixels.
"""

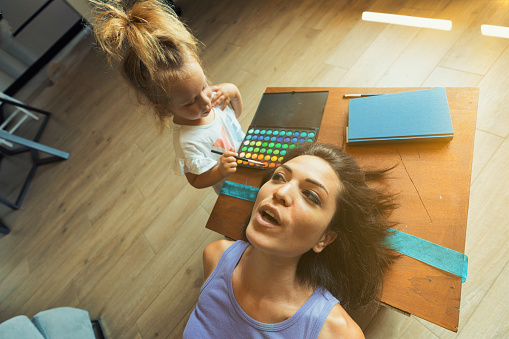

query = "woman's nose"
[273,183,293,206]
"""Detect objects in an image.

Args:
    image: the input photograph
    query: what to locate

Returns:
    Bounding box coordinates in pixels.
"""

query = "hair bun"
[92,0,198,73]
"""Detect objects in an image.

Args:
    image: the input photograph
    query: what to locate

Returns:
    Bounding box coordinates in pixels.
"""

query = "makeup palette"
[238,127,318,168]
[237,91,329,169]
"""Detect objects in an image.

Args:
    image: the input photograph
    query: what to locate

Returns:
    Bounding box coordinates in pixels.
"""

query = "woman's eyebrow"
[280,164,329,195]
[305,178,328,195]
[280,164,292,173]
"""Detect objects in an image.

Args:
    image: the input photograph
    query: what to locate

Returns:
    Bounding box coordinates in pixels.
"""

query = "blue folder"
[347,88,454,144]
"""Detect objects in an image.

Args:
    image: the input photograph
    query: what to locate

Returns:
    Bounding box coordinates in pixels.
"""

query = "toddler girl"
[91,0,245,193]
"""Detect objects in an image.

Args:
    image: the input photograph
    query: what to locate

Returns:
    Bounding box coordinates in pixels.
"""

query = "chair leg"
[91,319,106,339]
[0,219,10,235]
[0,98,69,210]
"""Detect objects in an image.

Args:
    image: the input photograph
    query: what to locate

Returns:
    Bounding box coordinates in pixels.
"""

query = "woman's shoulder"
[318,304,364,339]
[204,239,235,260]
[203,239,236,281]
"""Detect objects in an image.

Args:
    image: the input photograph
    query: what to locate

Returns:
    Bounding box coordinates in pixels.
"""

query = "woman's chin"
[245,223,279,249]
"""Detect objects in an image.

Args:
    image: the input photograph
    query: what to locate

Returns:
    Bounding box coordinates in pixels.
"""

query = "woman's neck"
[232,245,314,323]
[243,246,301,295]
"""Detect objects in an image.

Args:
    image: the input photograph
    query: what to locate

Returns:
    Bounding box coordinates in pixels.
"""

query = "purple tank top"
[184,240,339,338]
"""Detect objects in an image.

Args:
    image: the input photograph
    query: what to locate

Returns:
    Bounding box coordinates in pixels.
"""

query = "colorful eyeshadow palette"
[237,91,329,169]
[238,127,319,168]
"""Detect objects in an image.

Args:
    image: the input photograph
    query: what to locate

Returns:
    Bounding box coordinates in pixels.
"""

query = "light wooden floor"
[1,0,508,337]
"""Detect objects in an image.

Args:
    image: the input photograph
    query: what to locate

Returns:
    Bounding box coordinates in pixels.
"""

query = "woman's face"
[246,155,341,259]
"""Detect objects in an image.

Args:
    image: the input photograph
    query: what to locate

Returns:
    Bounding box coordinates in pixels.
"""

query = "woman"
[184,143,398,338]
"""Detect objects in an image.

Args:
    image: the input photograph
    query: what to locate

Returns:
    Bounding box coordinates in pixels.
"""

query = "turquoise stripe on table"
[220,180,468,282]
[386,228,468,282]
[220,180,259,202]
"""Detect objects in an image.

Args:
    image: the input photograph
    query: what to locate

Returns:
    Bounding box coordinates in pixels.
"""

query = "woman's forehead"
[283,155,340,187]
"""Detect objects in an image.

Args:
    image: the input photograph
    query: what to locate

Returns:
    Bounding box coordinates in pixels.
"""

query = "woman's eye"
[303,190,321,206]
[272,172,285,181]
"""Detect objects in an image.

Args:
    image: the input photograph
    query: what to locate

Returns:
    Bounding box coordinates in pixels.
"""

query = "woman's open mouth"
[261,210,279,225]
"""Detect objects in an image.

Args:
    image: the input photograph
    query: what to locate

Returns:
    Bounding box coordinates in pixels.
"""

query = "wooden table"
[205,87,478,332]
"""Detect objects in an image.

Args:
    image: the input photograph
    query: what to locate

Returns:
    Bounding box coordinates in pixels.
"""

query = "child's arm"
[210,83,243,118]
[185,148,238,189]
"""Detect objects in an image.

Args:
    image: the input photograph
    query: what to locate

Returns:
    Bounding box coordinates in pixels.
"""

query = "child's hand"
[218,147,238,177]
[210,83,241,111]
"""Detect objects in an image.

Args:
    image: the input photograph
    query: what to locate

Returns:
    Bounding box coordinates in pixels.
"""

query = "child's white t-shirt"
[171,105,245,193]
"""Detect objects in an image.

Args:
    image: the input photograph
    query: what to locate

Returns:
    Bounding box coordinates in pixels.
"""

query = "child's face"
[170,61,213,124]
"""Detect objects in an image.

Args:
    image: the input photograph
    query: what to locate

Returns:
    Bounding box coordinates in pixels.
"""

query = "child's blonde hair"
[91,0,201,126]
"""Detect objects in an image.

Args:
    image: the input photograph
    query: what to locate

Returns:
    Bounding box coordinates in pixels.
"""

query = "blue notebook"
[347,88,453,144]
